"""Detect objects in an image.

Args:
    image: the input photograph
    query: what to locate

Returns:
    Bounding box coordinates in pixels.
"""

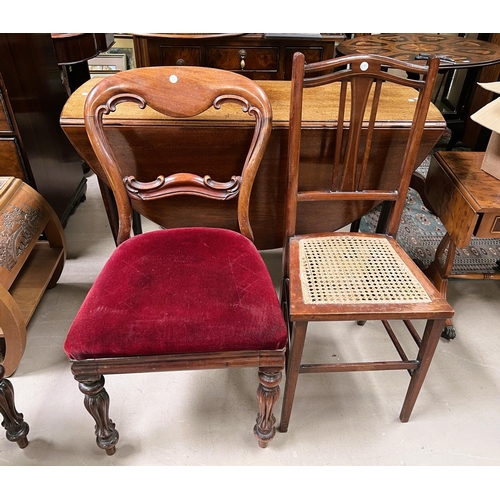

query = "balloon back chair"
[63,66,288,455]
[280,52,454,433]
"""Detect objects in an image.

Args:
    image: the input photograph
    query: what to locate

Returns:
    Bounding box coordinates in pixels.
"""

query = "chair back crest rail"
[84,66,273,244]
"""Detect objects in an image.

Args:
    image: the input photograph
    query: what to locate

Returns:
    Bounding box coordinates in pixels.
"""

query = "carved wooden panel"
[0,204,43,272]
[0,179,50,289]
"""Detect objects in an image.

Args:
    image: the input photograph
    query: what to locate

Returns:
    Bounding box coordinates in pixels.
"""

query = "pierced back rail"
[285,52,440,245]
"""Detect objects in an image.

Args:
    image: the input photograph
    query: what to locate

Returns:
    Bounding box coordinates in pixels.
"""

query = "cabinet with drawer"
[422,151,500,339]
[0,78,30,183]
[133,33,345,80]
[425,151,500,248]
[0,34,87,226]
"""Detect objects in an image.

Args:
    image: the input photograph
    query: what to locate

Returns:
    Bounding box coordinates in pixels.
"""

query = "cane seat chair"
[280,52,454,433]
[63,66,287,455]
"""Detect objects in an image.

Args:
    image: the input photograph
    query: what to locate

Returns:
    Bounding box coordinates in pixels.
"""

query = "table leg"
[424,232,457,340]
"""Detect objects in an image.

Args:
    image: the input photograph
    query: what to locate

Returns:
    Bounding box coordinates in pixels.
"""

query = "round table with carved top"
[336,33,500,69]
[336,34,500,140]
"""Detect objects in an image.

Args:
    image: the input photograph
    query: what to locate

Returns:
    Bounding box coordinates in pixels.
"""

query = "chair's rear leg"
[399,318,446,422]
[254,368,282,448]
[280,278,292,368]
[77,374,119,455]
[279,321,308,433]
[0,367,29,448]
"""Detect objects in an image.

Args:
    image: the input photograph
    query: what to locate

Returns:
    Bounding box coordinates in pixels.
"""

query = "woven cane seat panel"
[298,235,432,305]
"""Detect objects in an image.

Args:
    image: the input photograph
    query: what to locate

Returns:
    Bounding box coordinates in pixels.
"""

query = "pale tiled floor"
[3,172,500,468]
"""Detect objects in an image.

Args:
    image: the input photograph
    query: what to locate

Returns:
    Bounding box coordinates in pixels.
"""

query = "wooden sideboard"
[132,33,345,80]
[0,34,87,225]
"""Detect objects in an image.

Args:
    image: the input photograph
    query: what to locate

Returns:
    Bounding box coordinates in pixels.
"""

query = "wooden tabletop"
[337,34,500,70]
[436,151,500,212]
[61,77,445,127]
[51,33,115,65]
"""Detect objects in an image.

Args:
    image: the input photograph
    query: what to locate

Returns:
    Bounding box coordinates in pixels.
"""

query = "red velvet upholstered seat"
[64,66,287,456]
[65,227,286,360]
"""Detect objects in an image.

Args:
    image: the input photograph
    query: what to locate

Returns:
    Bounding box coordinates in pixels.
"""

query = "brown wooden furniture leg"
[0,365,29,448]
[77,375,119,455]
[424,233,457,340]
[279,321,308,433]
[399,318,447,421]
[254,369,282,448]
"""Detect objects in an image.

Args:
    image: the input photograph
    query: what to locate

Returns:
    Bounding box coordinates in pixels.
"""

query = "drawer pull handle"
[176,58,186,66]
[239,49,247,70]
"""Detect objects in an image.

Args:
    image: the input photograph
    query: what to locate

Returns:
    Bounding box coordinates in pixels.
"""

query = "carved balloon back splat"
[123,173,242,201]
[97,91,260,202]
[84,66,272,244]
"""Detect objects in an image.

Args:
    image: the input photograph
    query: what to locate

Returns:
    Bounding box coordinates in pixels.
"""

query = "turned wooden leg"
[254,369,282,448]
[77,375,119,455]
[0,366,29,448]
[399,318,447,422]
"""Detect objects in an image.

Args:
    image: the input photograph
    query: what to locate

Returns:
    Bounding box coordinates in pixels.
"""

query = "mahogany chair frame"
[280,52,454,433]
[67,66,286,454]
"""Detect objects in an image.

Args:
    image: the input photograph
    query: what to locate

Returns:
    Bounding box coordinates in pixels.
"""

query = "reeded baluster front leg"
[78,375,119,455]
[0,367,29,448]
[254,369,282,448]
